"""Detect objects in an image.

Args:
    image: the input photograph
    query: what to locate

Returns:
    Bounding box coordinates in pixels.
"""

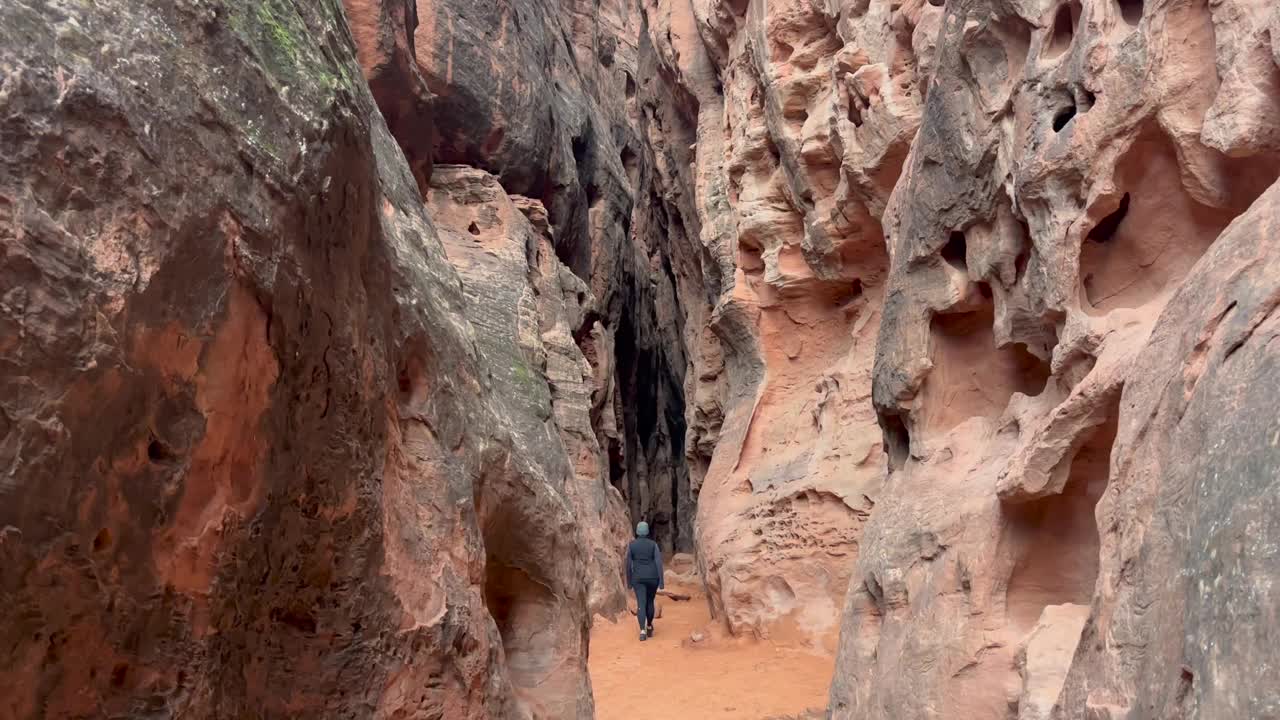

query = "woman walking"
[625,521,664,640]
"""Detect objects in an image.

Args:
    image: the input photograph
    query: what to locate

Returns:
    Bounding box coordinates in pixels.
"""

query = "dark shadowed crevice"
[1053,101,1076,132]
[881,412,911,472]
[540,127,601,280]
[1051,84,1094,134]
[942,231,968,271]
[1086,193,1129,243]
[146,438,175,463]
[608,435,626,489]
[847,99,864,128]
[93,528,112,552]
[665,383,689,552]
[621,145,639,189]
[611,276,693,553]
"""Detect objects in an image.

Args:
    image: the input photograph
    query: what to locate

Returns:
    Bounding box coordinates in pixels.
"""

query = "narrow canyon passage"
[2,0,1280,719]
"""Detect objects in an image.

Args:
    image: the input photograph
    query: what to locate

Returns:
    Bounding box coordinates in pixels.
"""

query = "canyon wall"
[635,0,1280,714]
[633,0,926,646]
[352,0,700,558]
[3,0,1279,717]
[0,1,609,717]
[829,0,1280,716]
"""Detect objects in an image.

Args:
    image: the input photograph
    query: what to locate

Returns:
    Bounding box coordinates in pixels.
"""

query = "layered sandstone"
[344,0,696,555]
[631,0,929,645]
[826,0,1280,717]
[0,1,594,717]
[424,165,632,617]
[3,0,1279,717]
[633,0,1280,714]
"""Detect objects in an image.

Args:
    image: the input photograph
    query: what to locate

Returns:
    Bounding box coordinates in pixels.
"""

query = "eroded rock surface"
[3,0,1280,716]
[424,165,631,618]
[370,0,695,555]
[826,0,1280,717]
[0,1,593,718]
[628,0,927,646]
[630,0,1280,712]
[1053,182,1280,719]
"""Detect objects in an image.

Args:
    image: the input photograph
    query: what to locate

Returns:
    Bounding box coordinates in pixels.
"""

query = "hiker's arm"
[625,547,632,586]
[656,545,664,589]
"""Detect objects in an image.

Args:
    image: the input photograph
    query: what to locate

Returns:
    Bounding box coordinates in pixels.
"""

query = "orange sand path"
[589,581,832,720]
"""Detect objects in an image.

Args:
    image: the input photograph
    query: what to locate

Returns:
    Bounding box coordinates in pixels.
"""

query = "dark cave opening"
[942,230,968,271]
[1053,101,1076,132]
[882,412,911,472]
[1117,0,1143,27]
[146,439,173,463]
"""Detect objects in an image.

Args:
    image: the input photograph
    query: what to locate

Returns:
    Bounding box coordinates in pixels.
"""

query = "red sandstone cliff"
[635,0,1280,716]
[3,0,1279,717]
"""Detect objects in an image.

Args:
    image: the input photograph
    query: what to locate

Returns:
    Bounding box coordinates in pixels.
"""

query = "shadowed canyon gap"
[1,0,1278,718]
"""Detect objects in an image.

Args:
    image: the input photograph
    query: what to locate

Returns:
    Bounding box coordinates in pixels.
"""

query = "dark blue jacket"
[625,537,664,587]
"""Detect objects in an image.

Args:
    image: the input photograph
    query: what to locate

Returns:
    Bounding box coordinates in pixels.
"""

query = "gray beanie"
[635,521,649,537]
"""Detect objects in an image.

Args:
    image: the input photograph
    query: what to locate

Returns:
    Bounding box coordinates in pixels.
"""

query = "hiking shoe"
[646,624,654,637]
[639,630,648,641]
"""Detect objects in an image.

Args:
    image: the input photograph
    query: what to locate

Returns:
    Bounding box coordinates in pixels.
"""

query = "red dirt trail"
[589,578,832,719]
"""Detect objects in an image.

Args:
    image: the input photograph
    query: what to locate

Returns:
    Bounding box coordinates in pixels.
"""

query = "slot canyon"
[1,0,1279,717]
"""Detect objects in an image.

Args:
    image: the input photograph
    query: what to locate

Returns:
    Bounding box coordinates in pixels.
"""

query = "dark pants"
[633,580,658,630]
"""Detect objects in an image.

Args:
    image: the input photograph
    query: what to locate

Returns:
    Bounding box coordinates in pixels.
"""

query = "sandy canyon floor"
[589,578,832,720]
